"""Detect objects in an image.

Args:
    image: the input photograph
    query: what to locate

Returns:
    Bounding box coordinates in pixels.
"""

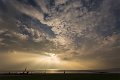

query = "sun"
[41,52,60,65]
[44,52,56,57]
[50,53,56,57]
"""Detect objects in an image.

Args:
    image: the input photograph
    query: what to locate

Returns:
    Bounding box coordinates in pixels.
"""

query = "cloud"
[0,0,120,69]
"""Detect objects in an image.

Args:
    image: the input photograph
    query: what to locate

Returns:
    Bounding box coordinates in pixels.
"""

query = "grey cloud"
[0,0,120,69]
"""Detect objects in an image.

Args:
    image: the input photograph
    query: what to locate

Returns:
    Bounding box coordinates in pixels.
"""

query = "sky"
[0,0,120,70]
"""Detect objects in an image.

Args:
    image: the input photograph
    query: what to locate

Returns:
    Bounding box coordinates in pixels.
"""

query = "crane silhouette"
[23,67,29,74]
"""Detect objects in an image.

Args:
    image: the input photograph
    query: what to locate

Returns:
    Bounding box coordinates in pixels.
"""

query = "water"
[0,69,120,74]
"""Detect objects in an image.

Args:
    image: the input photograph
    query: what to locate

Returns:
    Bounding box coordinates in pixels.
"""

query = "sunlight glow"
[41,52,60,64]
[0,51,104,70]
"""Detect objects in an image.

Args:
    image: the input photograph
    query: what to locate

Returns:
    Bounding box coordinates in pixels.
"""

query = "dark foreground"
[0,73,120,80]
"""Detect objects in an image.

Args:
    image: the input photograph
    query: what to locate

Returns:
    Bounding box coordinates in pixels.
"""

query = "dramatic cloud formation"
[0,0,120,70]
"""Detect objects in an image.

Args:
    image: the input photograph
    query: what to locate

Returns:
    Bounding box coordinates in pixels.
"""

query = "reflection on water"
[1,69,120,74]
[27,69,120,74]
